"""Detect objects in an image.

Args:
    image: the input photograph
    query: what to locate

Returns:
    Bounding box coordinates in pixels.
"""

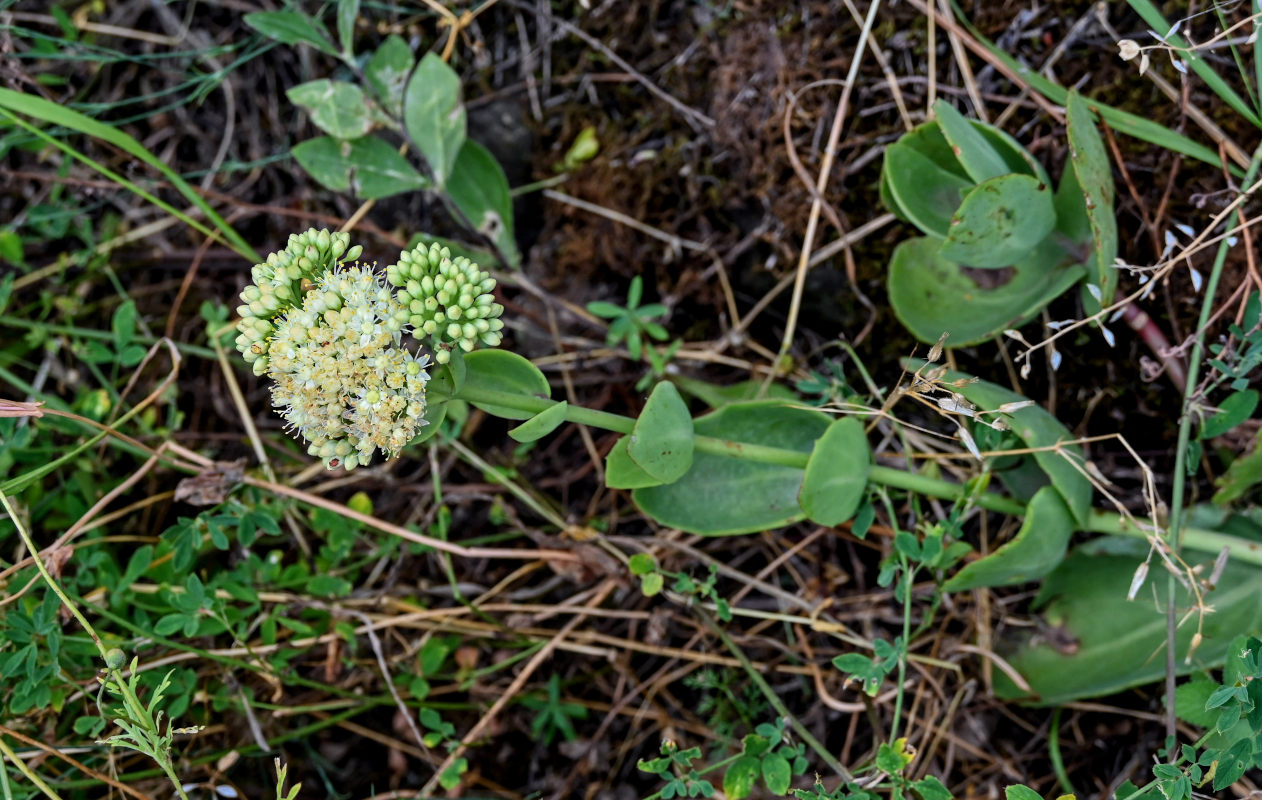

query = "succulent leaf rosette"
[235,229,504,470]
[880,94,1117,347]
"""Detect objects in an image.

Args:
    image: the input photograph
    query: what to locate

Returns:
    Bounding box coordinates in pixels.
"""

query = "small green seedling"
[587,275,670,361]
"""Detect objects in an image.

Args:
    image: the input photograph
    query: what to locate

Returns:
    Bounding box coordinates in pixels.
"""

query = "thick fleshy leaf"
[888,235,1085,346]
[943,486,1075,591]
[978,125,1051,185]
[409,400,448,445]
[897,118,973,176]
[606,436,665,489]
[448,140,520,268]
[882,141,974,238]
[633,402,830,535]
[799,417,870,526]
[902,117,1047,183]
[995,540,1262,704]
[628,382,694,483]
[508,400,569,443]
[291,135,428,198]
[606,435,665,489]
[933,99,1011,182]
[939,174,1055,268]
[403,53,466,185]
[926,365,1092,526]
[671,375,799,408]
[287,79,373,139]
[1052,153,1090,245]
[1065,91,1118,308]
[461,350,550,420]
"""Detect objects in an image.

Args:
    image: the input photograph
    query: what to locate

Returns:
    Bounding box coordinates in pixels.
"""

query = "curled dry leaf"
[545,542,625,586]
[1127,560,1149,600]
[0,398,43,418]
[174,458,247,506]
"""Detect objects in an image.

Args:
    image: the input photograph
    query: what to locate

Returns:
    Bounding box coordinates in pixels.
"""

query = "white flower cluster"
[266,265,431,471]
[235,228,362,376]
[236,230,505,471]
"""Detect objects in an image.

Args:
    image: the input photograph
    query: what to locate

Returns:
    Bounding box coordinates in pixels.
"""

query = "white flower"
[1117,39,1141,61]
[267,265,430,471]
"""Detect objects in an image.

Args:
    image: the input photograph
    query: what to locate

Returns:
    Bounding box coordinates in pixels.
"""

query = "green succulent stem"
[451,385,1262,567]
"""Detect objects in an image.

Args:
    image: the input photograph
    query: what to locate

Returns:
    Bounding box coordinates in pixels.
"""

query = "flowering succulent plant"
[235,229,503,470]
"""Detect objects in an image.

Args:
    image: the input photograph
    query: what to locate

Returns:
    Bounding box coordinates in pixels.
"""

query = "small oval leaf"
[606,435,666,490]
[508,400,569,443]
[448,140,520,268]
[633,402,830,535]
[723,755,760,800]
[762,753,792,795]
[461,350,550,420]
[365,35,415,116]
[883,141,974,238]
[292,135,428,199]
[939,174,1055,268]
[628,382,694,483]
[799,416,870,526]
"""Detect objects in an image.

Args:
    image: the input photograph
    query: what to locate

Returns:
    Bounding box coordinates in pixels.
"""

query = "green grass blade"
[1211,2,1261,118]
[1254,7,1262,113]
[0,88,259,261]
[949,1,1240,175]
[1127,0,1262,129]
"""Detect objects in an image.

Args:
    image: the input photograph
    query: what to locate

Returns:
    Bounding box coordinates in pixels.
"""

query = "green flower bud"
[104,648,127,670]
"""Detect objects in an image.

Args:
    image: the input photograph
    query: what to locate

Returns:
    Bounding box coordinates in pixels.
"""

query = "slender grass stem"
[1050,707,1074,795]
[1163,143,1262,745]
[0,734,63,800]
